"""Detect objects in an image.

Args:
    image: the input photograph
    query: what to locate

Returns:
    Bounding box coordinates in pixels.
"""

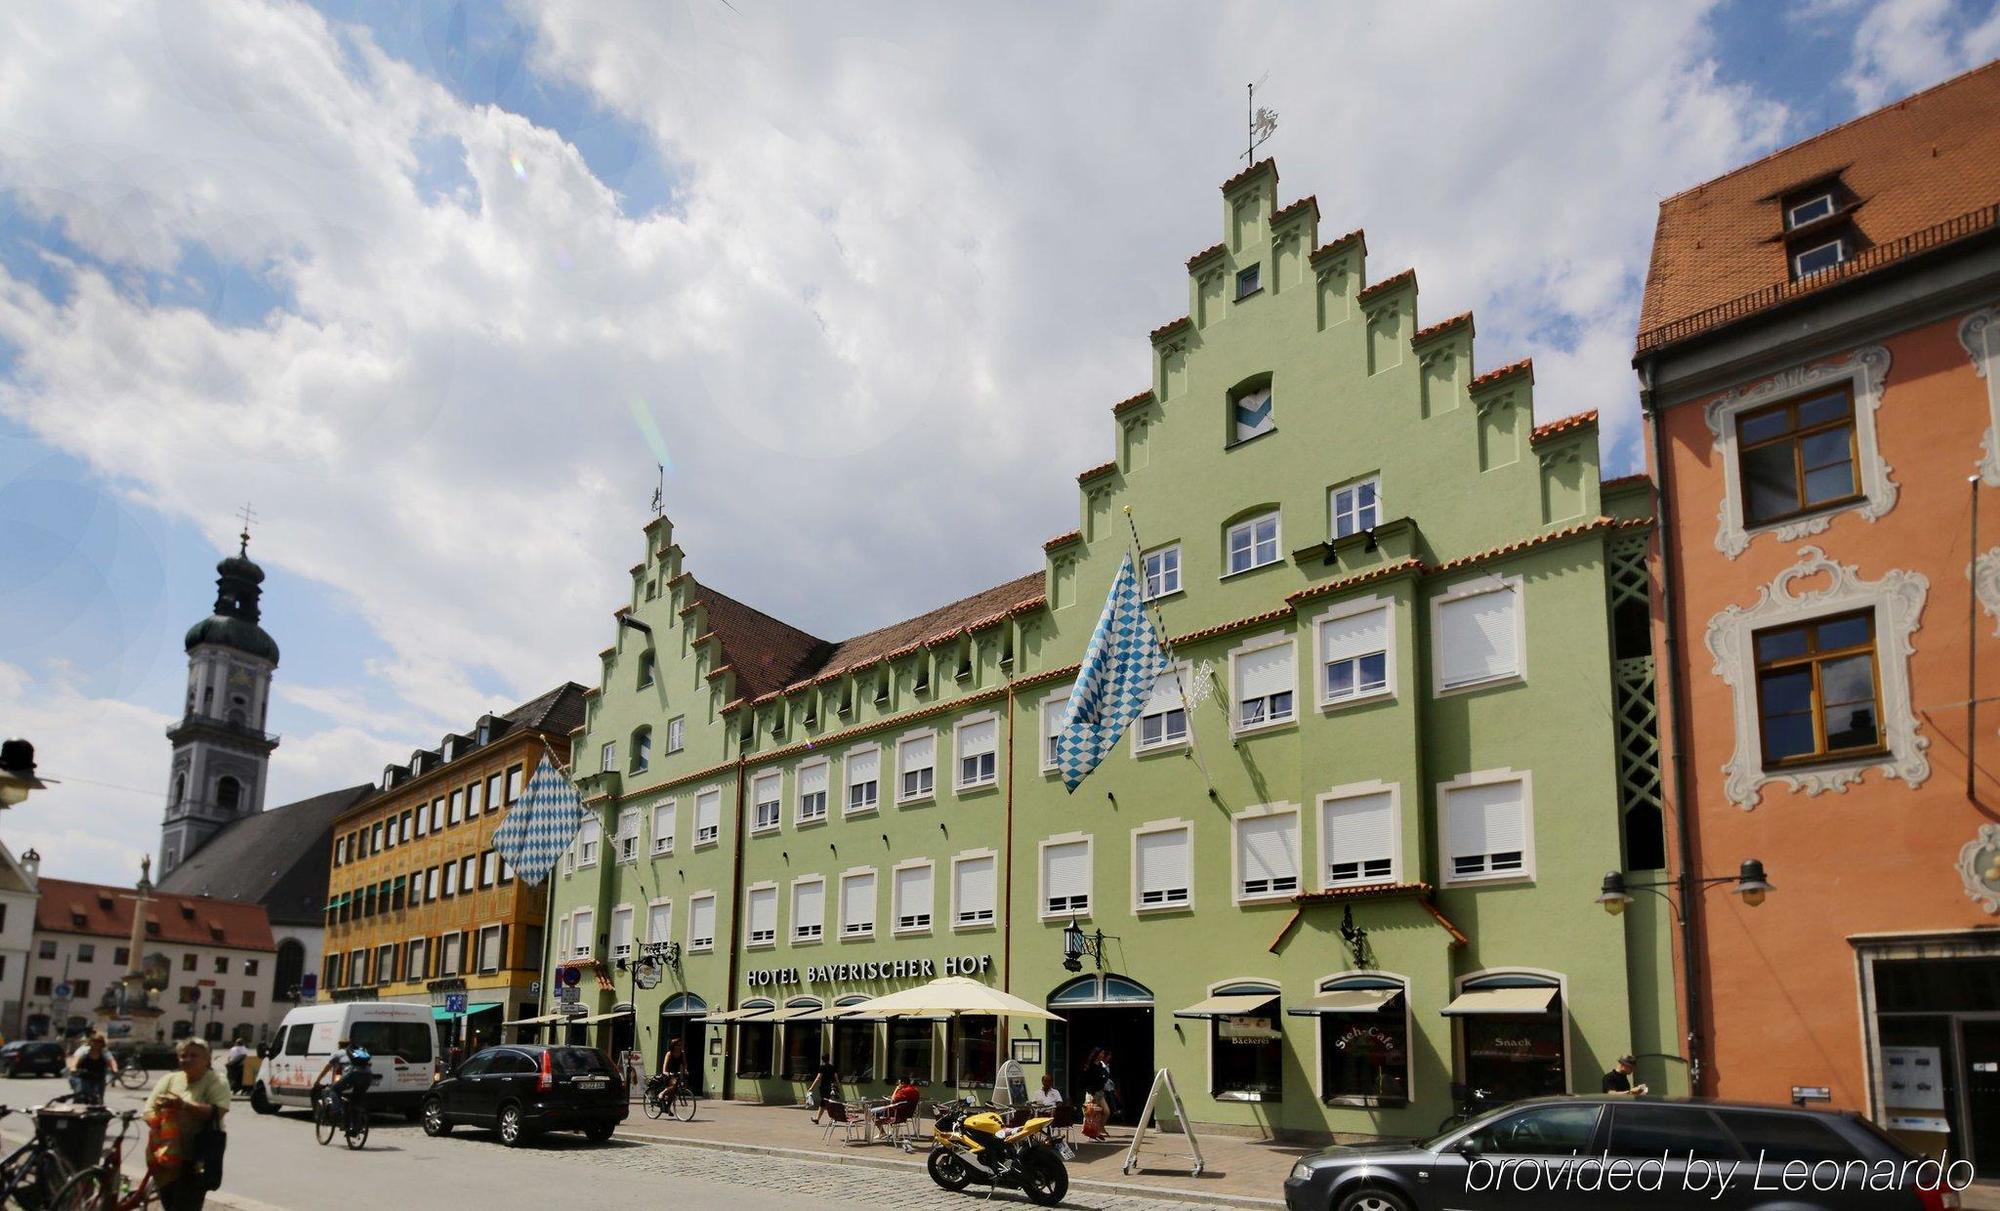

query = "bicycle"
[642,1075,696,1122]
[48,1110,153,1211]
[312,1084,369,1150]
[111,1058,147,1093]
[1435,1083,1501,1134]
[0,1099,106,1209]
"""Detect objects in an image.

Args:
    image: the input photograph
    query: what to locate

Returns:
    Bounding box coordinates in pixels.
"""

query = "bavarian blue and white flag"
[493,757,584,886]
[1053,553,1171,792]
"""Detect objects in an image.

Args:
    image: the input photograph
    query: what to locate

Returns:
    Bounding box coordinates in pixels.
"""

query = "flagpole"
[1121,506,1222,802]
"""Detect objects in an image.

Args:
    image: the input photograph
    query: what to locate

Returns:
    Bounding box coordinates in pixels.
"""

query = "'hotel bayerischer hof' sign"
[744,954,993,990]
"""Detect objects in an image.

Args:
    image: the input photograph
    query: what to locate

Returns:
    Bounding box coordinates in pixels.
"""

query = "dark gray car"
[1284,1096,1959,1211]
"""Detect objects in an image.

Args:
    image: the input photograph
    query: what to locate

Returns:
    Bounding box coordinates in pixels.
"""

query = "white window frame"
[687,892,717,953]
[751,771,782,834]
[839,868,876,940]
[1039,686,1072,773]
[1228,633,1298,736]
[1142,544,1182,600]
[949,849,999,931]
[1309,970,1417,1107]
[405,937,427,981]
[1437,767,1537,887]
[570,908,594,959]
[1313,593,1397,709]
[651,799,676,856]
[610,905,635,960]
[1430,573,1527,695]
[1785,191,1834,229]
[791,877,825,945]
[745,883,779,949]
[896,730,936,804]
[617,807,640,863]
[891,859,934,936]
[600,742,616,774]
[576,813,602,868]
[438,934,462,978]
[1130,818,1194,914]
[425,867,440,900]
[646,897,672,945]
[795,759,830,825]
[953,711,1000,791]
[1317,780,1402,890]
[1329,476,1381,541]
[694,787,721,848]
[1037,832,1094,921]
[1132,663,1193,755]
[666,716,685,754]
[843,745,880,816]
[1223,511,1281,576]
[1792,237,1846,278]
[1230,803,1302,905]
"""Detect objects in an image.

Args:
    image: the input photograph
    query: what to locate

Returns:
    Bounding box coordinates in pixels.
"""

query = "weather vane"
[650,465,664,518]
[1245,77,1277,164]
[235,502,257,554]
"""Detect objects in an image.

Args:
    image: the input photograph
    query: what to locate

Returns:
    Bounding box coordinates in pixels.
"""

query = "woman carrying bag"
[145,1039,230,1211]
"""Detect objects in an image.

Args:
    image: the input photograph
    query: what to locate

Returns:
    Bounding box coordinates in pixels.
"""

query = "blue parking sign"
[445,993,467,1014]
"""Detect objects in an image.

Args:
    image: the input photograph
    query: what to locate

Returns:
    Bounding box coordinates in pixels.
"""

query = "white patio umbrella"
[840,976,1064,1021]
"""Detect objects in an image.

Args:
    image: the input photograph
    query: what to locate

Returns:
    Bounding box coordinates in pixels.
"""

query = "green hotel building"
[541,157,1678,1141]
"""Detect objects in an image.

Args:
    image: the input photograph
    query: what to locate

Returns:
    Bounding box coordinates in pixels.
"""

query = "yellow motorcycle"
[925,1097,1069,1205]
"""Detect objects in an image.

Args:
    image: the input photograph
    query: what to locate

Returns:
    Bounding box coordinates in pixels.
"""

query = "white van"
[252,1002,437,1117]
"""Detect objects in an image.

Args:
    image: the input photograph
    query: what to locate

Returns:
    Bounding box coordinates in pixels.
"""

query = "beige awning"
[825,1006,889,1021]
[838,977,1063,1022]
[1172,993,1279,1020]
[577,1010,633,1025]
[502,1012,568,1027]
[1439,987,1558,1017]
[700,1007,774,1025]
[766,1006,825,1023]
[1287,988,1401,1016]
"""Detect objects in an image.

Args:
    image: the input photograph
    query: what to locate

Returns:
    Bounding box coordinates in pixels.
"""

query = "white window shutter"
[1325,793,1395,876]
[956,856,996,918]
[1236,644,1296,701]
[795,882,823,930]
[1322,607,1389,663]
[754,774,780,803]
[696,791,720,833]
[1043,841,1090,903]
[1447,781,1527,861]
[1143,671,1185,714]
[689,897,715,944]
[842,873,875,928]
[960,719,997,756]
[1237,815,1298,885]
[1136,829,1190,897]
[799,764,828,794]
[647,902,671,940]
[904,734,934,768]
[895,866,932,920]
[748,887,776,936]
[611,907,634,949]
[1438,589,1519,687]
[848,748,879,784]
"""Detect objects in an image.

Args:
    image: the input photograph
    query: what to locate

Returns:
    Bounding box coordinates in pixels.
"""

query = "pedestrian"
[223,1038,249,1094]
[1601,1054,1650,1097]
[1078,1049,1110,1140]
[145,1038,230,1211]
[1100,1048,1120,1120]
[807,1054,839,1121]
[68,1033,118,1105]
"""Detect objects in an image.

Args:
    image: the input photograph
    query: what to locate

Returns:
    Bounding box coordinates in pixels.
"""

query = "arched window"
[1444,971,1567,1101]
[216,777,241,811]
[1297,974,1410,1106]
[172,775,186,807]
[272,938,305,1002]
[637,650,657,690]
[1228,373,1275,446]
[630,727,652,774]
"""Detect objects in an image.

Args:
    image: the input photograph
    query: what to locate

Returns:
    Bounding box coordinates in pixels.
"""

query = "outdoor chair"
[1046,1101,1079,1158]
[820,1098,866,1143]
[874,1096,919,1150]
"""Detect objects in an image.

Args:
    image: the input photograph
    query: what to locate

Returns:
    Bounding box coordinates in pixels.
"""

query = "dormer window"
[1229,377,1274,446]
[1791,238,1846,279]
[1235,264,1261,299]
[637,651,656,690]
[1786,192,1835,229]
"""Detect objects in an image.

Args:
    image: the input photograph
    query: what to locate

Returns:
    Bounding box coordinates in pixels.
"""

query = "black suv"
[421,1044,627,1147]
[0,1042,66,1078]
[1284,1096,1960,1211]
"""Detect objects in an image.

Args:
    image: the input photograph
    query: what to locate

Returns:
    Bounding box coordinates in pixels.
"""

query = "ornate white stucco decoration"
[1705,545,1929,809]
[1959,823,2000,915]
[1704,346,1896,559]
[1972,548,2000,637]
[1960,307,2000,485]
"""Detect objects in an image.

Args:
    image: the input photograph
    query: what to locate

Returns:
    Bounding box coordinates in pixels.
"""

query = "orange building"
[322,684,584,1048]
[1635,62,2000,1186]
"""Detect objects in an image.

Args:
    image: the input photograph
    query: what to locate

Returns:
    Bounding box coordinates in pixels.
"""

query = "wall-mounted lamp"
[1595,859,1775,919]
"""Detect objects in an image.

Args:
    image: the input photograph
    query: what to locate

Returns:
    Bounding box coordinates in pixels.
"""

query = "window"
[1433,576,1524,692]
[1441,770,1533,883]
[752,773,781,832]
[1754,612,1881,765]
[372,822,384,850]
[33,977,51,995]
[425,867,439,900]
[666,716,685,754]
[405,939,427,980]
[1317,598,1392,706]
[617,808,640,862]
[1235,263,1261,299]
[897,733,935,802]
[431,798,444,831]
[468,780,483,817]
[893,863,933,934]
[1315,977,1409,1105]
[460,855,476,889]
[1234,810,1300,900]
[1133,823,1192,909]
[1472,1105,1605,1157]
[736,1010,775,1078]
[955,716,998,789]
[77,943,94,963]
[651,800,676,855]
[1231,381,1273,445]
[952,853,997,928]
[505,765,523,803]
[1321,785,1398,887]
[688,895,716,951]
[1791,237,1846,279]
[1785,191,1835,229]
[114,947,129,966]
[1135,668,1189,752]
[834,1010,876,1081]
[439,933,461,977]
[630,728,651,774]
[38,940,55,960]
[1143,545,1181,600]
[694,789,721,846]
[576,815,601,867]
[1735,387,1859,527]
[486,774,501,813]
[570,908,594,957]
[1330,478,1379,540]
[401,811,413,842]
[1040,689,1071,771]
[646,900,671,943]
[1722,1111,1861,1165]
[71,979,90,999]
[1225,511,1280,573]
[480,850,498,887]
[347,949,364,985]
[448,790,462,826]
[1231,638,1296,731]
[637,650,656,689]
[214,956,228,975]
[796,762,828,823]
[889,1018,932,1083]
[374,945,393,984]
[1205,982,1282,1101]
[1605,1105,1740,1162]
[840,871,876,938]
[610,906,635,959]
[442,862,457,896]
[844,747,879,814]
[1040,837,1091,917]
[744,886,777,947]
[792,880,824,942]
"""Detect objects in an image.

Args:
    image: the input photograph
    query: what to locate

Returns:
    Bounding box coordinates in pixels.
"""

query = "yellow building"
[322,684,584,1048]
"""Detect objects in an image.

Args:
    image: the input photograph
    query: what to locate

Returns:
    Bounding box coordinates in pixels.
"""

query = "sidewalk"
[616,1096,1303,1207]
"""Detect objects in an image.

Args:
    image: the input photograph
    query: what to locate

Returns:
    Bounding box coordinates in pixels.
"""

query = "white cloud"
[1841,0,2000,109]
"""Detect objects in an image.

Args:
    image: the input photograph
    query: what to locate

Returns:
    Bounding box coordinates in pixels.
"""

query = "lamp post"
[0,740,50,807]
[1061,918,1105,974]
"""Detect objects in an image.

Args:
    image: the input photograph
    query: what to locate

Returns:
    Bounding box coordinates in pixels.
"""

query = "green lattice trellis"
[1614,655,1662,815]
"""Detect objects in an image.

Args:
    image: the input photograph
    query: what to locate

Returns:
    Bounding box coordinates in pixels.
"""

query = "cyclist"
[311,1040,373,1129]
[67,1032,118,1104]
[650,1038,688,1108]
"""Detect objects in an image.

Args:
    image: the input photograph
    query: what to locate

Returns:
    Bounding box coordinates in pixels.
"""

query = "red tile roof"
[1309,229,1365,264]
[1043,530,1081,551]
[1270,195,1318,226]
[1220,157,1276,195]
[1076,460,1117,484]
[683,583,832,700]
[809,573,1047,685]
[1469,357,1533,391]
[1149,315,1191,343]
[1185,242,1226,271]
[1530,410,1598,443]
[36,877,276,950]
[1412,312,1473,344]
[1111,390,1155,416]
[1356,268,1415,302]
[1638,60,2000,353]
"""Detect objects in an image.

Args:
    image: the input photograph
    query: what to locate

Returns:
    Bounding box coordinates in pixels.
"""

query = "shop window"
[1304,976,1409,1106]
[1753,611,1882,766]
[888,1019,933,1084]
[834,1008,876,1081]
[950,1016,997,1088]
[736,1005,775,1078]
[1209,983,1283,1102]
[1448,973,1565,1103]
[783,1004,824,1080]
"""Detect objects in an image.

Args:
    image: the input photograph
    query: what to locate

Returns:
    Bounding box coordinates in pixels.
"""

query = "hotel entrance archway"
[1047,975,1153,1126]
[659,993,708,1097]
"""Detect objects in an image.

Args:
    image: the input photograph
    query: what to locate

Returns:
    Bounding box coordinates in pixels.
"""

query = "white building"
[0,845,38,1037]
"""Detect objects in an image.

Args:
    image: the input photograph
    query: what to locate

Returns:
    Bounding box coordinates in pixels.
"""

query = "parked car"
[252,1001,436,1117]
[1284,1096,1961,1211]
[421,1045,627,1147]
[0,1041,66,1078]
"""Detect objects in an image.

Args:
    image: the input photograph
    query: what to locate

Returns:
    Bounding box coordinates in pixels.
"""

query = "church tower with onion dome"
[161,525,281,878]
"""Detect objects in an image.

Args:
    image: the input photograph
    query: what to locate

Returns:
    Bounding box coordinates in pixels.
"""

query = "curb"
[613,1124,1286,1209]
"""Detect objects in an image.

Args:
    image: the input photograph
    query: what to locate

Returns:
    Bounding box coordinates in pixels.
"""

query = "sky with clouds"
[2,0,1997,886]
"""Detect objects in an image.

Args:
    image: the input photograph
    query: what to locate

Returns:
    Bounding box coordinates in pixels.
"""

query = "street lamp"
[0,740,49,807]
[1596,859,1775,918]
[1061,919,1105,973]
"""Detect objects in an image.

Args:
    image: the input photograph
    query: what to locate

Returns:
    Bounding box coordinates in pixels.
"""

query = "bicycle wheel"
[50,1166,112,1211]
[344,1112,369,1151]
[670,1089,696,1122]
[643,1090,666,1120]
[314,1100,336,1146]
[116,1065,147,1091]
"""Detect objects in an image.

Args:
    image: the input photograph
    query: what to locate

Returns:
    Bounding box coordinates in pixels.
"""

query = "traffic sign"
[560,966,581,988]
[53,983,71,1000]
[444,993,467,1015]
[529,981,540,997]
